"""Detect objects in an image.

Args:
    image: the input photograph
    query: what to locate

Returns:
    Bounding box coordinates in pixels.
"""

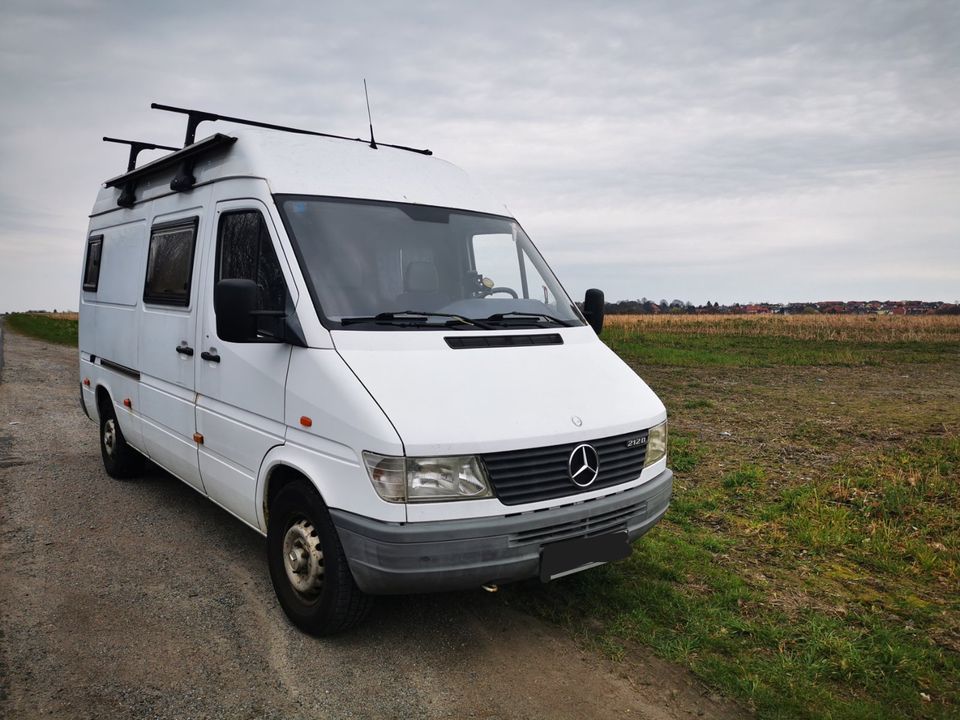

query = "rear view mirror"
[214,279,258,342]
[583,288,605,334]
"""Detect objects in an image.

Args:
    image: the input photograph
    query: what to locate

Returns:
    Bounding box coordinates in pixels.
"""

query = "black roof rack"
[101,101,432,208]
[104,134,237,208]
[102,137,181,172]
[150,102,432,156]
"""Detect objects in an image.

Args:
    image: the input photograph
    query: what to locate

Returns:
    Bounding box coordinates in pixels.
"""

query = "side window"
[143,218,198,307]
[82,235,103,292]
[216,210,287,338]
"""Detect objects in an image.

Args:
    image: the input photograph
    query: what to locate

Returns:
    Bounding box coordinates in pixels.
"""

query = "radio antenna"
[364,79,378,149]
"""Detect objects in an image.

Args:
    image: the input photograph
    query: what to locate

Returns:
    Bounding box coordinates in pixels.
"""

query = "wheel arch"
[255,442,405,533]
[262,463,313,531]
[94,382,116,425]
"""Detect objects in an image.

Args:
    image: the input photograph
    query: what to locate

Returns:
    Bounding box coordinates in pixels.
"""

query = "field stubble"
[603,314,960,367]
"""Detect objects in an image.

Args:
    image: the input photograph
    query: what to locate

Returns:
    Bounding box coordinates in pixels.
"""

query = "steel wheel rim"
[103,419,117,457]
[282,519,324,600]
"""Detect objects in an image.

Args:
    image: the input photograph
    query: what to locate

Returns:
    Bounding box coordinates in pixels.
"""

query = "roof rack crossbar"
[103,136,181,172]
[150,102,432,156]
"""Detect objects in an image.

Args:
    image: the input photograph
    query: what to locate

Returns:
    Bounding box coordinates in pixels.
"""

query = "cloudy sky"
[1,0,958,311]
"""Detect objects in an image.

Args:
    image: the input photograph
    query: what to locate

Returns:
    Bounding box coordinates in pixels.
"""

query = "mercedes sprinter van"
[79,105,672,634]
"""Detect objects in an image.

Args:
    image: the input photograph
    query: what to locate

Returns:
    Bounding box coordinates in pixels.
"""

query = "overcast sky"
[1,0,958,311]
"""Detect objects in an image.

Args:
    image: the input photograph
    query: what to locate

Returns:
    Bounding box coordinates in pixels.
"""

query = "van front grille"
[481,429,649,506]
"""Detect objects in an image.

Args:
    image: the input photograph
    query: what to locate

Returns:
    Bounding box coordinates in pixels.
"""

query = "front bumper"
[332,468,672,594]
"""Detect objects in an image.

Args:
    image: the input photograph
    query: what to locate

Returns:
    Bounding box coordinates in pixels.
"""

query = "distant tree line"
[600,299,960,316]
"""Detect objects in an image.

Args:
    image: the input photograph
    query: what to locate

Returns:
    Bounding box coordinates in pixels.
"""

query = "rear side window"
[82,235,103,291]
[216,210,287,337]
[143,217,198,306]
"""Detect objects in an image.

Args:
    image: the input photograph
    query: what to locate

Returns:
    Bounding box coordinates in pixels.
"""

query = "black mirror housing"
[583,288,605,334]
[214,279,258,342]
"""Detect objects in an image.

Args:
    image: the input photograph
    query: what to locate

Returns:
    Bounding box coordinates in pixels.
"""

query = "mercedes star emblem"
[568,443,600,487]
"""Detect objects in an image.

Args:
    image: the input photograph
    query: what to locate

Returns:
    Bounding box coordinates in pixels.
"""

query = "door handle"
[201,350,221,363]
[175,345,194,356]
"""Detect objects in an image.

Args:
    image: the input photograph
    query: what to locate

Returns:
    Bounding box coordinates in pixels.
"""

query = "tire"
[99,400,145,479]
[267,479,372,635]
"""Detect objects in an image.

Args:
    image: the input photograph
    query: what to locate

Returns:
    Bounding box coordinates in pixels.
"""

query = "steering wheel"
[481,286,519,299]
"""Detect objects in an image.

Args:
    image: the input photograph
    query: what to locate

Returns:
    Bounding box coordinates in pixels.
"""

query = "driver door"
[195,199,295,527]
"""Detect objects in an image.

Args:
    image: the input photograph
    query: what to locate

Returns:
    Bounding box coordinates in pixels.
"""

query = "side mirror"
[583,288,605,334]
[214,279,257,342]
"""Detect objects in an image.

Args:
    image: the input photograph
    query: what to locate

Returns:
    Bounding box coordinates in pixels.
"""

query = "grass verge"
[4,313,78,346]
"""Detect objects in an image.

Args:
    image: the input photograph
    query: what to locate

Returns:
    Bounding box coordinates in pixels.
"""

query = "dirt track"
[0,329,741,720]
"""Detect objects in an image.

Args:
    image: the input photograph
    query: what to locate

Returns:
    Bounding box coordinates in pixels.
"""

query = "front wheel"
[267,480,372,635]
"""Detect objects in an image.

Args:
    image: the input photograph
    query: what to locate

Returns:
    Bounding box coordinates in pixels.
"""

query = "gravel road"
[0,330,740,720]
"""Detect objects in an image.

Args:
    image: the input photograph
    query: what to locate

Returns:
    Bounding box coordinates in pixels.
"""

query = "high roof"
[92,124,510,218]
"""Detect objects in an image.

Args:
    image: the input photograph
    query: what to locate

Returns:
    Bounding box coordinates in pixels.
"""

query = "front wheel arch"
[263,463,312,530]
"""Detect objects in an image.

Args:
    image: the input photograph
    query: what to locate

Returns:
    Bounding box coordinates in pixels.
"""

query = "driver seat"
[395,260,446,310]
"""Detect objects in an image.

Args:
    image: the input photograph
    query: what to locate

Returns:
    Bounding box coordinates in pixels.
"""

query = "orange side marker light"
[300,416,313,428]
[83,378,91,386]
[193,433,204,444]
[123,398,132,408]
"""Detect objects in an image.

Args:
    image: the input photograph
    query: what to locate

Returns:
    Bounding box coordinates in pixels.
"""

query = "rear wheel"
[99,400,144,479]
[267,480,372,635]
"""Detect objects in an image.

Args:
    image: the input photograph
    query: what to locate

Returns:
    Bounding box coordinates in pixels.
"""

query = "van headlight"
[362,452,492,503]
[644,420,667,467]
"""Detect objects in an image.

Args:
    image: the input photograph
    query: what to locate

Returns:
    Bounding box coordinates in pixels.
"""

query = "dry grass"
[605,314,960,344]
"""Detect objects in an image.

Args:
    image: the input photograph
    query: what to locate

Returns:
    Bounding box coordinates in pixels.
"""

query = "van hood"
[332,326,666,456]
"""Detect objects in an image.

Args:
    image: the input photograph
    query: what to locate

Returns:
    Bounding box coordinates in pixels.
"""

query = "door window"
[216,210,287,338]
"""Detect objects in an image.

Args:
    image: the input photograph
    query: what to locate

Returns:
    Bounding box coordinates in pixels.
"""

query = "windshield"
[276,196,584,330]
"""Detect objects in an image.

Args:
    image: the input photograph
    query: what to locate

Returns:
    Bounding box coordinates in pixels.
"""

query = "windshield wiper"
[482,311,574,327]
[340,311,491,329]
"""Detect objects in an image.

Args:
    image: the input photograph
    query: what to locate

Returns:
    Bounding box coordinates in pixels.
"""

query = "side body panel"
[79,218,148,448]
[255,346,406,530]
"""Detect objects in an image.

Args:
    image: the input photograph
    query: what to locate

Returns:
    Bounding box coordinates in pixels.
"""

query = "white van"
[79,105,671,634]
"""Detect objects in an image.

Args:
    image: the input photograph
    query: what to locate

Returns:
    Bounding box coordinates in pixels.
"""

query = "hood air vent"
[445,334,563,349]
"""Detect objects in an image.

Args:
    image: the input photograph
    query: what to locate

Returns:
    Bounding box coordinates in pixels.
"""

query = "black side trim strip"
[445,333,563,349]
[99,358,140,380]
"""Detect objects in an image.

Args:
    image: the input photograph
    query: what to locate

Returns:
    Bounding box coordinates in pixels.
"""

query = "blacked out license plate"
[540,531,631,582]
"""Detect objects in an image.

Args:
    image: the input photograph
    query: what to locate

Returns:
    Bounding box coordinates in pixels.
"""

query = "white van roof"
[92,124,510,218]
